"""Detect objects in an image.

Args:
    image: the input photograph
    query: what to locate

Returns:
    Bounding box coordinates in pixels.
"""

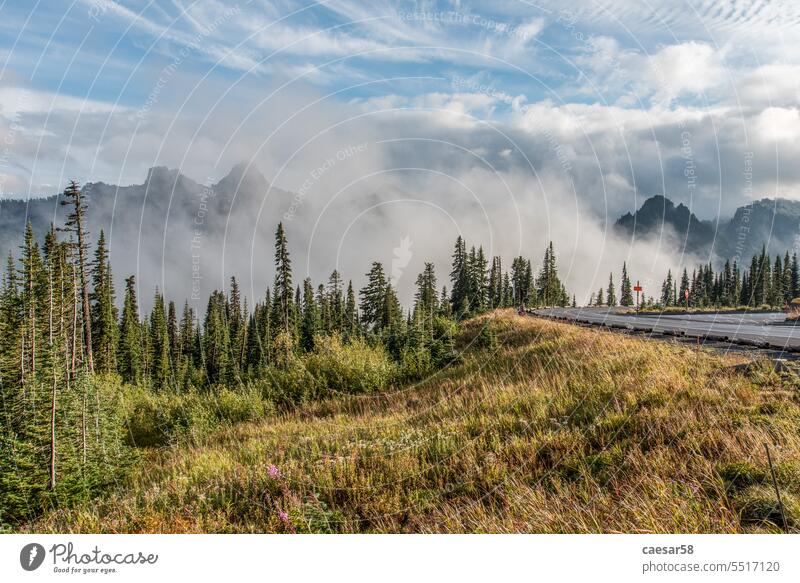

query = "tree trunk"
[82,384,87,466]
[29,263,36,375]
[49,371,57,490]
[76,216,94,373]
[71,265,78,378]
[20,334,25,385]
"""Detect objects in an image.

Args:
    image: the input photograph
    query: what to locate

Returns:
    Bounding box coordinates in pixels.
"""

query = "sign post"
[684,288,689,311]
[633,282,643,313]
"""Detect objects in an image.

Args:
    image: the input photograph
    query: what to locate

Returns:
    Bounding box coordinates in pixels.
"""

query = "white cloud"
[575,39,727,106]
[646,42,726,104]
[737,64,800,107]
[4,0,800,303]
[755,107,800,143]
[0,87,126,115]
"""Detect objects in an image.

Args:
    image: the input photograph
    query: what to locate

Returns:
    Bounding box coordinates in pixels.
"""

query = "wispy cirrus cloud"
[1,0,799,304]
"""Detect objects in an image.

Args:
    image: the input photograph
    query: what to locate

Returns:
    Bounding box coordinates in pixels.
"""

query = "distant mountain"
[614,195,715,253]
[0,164,292,307]
[615,195,800,261]
[718,198,800,262]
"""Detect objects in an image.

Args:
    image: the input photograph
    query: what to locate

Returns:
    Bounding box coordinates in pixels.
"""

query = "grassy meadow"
[25,310,800,533]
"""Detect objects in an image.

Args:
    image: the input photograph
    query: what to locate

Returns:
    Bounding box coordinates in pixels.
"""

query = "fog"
[0,78,780,311]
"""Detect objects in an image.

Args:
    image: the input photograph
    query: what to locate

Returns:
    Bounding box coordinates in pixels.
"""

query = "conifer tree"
[0,253,22,403]
[620,262,633,306]
[381,283,405,357]
[167,300,179,368]
[382,283,403,329]
[203,290,232,385]
[488,256,502,308]
[271,223,293,337]
[42,228,63,491]
[783,251,793,304]
[472,247,489,310]
[536,242,562,307]
[60,181,94,373]
[606,273,616,306]
[414,262,438,333]
[90,231,118,373]
[501,273,513,307]
[759,246,771,305]
[244,312,260,375]
[300,277,319,351]
[228,277,244,372]
[344,280,359,339]
[316,284,330,334]
[360,262,387,329]
[179,301,195,381]
[149,289,170,390]
[253,289,272,368]
[771,254,783,306]
[511,256,531,308]
[438,286,452,317]
[19,222,44,380]
[327,270,344,333]
[449,236,469,314]
[748,254,760,306]
[661,270,674,306]
[118,276,142,384]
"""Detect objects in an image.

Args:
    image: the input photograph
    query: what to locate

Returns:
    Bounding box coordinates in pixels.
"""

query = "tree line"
[0,181,570,524]
[592,248,800,309]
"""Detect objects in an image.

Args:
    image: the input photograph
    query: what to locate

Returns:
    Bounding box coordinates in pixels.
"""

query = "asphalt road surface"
[534,307,800,351]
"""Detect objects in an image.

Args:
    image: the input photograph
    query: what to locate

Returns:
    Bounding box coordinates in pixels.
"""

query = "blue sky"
[1,2,799,231]
[4,0,787,109]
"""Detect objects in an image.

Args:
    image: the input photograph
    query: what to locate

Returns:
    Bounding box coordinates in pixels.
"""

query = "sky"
[1,0,799,303]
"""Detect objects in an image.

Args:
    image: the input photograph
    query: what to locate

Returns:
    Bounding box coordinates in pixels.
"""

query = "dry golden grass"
[26,310,800,533]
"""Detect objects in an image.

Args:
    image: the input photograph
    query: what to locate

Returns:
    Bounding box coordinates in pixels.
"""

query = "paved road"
[534,307,800,351]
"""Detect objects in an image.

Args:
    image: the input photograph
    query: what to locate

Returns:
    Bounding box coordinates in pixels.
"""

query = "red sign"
[684,289,689,299]
[633,285,642,292]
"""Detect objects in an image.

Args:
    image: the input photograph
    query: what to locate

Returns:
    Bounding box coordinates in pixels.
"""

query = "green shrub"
[0,374,133,523]
[430,316,458,364]
[260,359,317,405]
[719,461,767,492]
[475,325,499,349]
[123,387,210,447]
[396,346,433,382]
[122,385,273,447]
[303,334,395,395]
[212,386,273,423]
[737,486,799,530]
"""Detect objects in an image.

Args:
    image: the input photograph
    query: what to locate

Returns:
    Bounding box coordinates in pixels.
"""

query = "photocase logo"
[20,543,46,571]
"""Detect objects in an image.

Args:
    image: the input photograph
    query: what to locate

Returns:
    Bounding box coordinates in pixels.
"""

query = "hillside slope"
[27,311,800,533]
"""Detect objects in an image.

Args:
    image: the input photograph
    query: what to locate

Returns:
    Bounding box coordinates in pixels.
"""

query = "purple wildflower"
[278,510,289,522]
[267,464,281,479]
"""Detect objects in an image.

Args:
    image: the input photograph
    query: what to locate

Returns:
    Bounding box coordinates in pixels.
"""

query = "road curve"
[534,307,800,351]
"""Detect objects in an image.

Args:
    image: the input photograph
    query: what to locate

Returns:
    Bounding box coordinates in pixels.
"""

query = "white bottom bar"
[1,534,797,582]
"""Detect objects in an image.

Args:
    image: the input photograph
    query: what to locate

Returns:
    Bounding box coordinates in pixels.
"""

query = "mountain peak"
[214,162,268,194]
[640,194,673,208]
[614,194,714,251]
[145,166,179,182]
[222,161,265,180]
